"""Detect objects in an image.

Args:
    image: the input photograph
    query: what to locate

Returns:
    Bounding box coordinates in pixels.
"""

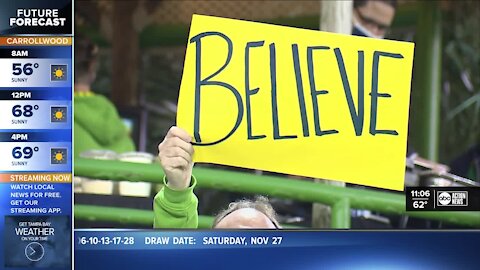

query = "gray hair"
[212,196,280,228]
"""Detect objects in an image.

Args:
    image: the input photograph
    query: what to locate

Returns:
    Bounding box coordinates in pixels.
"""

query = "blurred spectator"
[353,0,449,174]
[352,0,397,38]
[74,35,135,156]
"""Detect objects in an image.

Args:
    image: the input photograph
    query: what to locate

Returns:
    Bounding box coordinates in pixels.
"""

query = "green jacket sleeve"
[153,176,198,229]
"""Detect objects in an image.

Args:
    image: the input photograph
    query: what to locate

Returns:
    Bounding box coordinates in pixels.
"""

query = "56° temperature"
[12,63,39,76]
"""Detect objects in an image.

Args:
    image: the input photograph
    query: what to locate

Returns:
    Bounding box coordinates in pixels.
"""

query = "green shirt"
[74,92,135,156]
[153,176,199,228]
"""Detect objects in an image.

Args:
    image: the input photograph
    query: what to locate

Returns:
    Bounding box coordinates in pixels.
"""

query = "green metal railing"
[75,205,215,228]
[411,1,443,161]
[74,158,480,229]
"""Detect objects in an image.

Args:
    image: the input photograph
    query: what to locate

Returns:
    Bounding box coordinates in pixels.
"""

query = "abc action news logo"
[437,191,468,207]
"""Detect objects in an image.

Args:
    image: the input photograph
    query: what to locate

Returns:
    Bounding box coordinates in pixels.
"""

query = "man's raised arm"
[153,126,198,228]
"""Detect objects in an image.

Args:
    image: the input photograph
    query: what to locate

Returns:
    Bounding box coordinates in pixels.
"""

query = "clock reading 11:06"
[411,190,430,198]
[406,188,433,211]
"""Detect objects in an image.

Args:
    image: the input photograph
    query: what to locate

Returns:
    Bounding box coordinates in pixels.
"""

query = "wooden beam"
[312,0,352,229]
[111,1,139,107]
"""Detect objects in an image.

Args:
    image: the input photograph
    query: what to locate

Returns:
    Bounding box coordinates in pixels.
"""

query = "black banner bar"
[406,187,480,211]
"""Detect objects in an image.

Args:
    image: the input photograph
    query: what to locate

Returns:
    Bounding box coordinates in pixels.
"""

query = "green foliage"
[441,1,480,162]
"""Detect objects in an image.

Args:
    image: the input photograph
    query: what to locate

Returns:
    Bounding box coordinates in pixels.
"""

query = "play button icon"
[25,242,45,262]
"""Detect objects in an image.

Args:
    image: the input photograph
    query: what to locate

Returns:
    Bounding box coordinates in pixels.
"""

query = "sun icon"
[52,66,65,79]
[52,151,64,162]
[51,106,67,122]
[53,109,64,121]
[50,148,67,164]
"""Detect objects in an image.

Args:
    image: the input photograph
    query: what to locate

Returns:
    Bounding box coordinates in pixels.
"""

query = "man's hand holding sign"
[158,126,194,190]
[176,15,414,191]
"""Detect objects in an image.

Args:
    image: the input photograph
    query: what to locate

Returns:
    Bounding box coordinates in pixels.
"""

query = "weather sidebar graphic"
[0,1,73,269]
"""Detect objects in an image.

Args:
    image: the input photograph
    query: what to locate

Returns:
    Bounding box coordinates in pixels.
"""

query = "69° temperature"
[12,104,39,117]
[12,146,39,159]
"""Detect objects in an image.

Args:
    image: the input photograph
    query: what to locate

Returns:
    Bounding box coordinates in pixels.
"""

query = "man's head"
[213,196,280,229]
[352,0,397,38]
[74,35,98,87]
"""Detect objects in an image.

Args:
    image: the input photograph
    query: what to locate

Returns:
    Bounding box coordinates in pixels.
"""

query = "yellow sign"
[177,15,415,191]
